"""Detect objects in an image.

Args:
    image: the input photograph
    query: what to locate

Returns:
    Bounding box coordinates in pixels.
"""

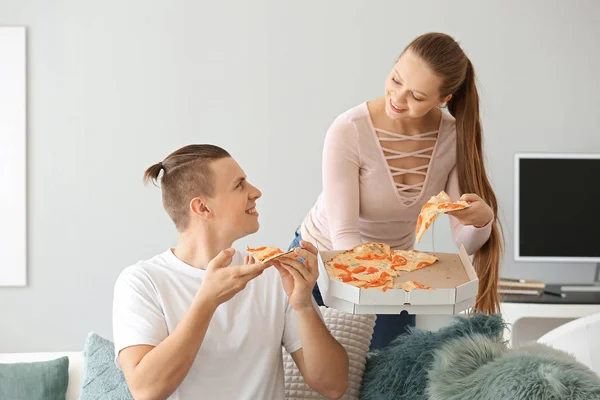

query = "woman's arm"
[322,116,363,250]
[445,167,493,255]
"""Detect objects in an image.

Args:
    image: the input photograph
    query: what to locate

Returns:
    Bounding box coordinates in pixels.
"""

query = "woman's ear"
[190,197,212,220]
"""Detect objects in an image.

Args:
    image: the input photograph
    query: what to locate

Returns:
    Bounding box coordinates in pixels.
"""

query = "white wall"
[1,0,599,352]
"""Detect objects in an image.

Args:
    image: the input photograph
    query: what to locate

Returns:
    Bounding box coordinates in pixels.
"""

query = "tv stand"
[560,263,600,293]
[501,280,600,348]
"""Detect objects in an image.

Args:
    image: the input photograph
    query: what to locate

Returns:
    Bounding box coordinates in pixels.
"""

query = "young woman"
[290,32,503,350]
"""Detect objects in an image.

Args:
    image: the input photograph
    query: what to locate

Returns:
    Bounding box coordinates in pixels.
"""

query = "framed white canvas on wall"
[0,26,26,286]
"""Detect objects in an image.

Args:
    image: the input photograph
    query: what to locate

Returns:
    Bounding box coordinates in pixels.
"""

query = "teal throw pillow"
[0,356,69,400]
[79,332,133,399]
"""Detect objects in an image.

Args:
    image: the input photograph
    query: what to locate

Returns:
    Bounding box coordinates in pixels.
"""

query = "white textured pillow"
[283,307,376,399]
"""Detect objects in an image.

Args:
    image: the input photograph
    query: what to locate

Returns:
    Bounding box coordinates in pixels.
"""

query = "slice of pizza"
[390,250,439,273]
[325,242,392,271]
[325,262,355,282]
[362,271,394,291]
[347,269,394,291]
[325,263,368,287]
[348,266,390,283]
[352,242,391,259]
[327,264,394,291]
[324,242,394,291]
[325,257,383,285]
[398,280,433,292]
[332,276,393,291]
[246,246,295,263]
[415,190,470,243]
[409,251,439,272]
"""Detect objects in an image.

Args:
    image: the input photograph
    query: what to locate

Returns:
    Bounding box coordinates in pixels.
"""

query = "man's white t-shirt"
[113,248,315,400]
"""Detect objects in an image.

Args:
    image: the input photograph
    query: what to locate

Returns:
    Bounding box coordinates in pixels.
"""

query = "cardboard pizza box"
[316,244,478,315]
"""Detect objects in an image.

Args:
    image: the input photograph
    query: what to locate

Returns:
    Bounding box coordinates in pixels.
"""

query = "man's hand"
[249,243,349,397]
[197,248,270,307]
[446,193,494,228]
[273,240,319,312]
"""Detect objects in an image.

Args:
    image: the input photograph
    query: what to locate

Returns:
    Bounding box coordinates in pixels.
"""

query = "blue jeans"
[288,229,414,351]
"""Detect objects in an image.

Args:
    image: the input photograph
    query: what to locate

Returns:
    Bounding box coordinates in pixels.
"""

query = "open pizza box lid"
[316,244,479,315]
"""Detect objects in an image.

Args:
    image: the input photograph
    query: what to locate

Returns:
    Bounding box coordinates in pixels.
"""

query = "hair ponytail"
[143,162,164,186]
[448,60,503,314]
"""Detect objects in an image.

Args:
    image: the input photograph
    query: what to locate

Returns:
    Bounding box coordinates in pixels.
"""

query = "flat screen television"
[514,153,600,291]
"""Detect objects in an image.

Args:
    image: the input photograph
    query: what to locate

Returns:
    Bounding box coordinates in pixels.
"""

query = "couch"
[538,311,600,375]
[2,313,600,400]
[0,351,83,400]
[0,306,377,400]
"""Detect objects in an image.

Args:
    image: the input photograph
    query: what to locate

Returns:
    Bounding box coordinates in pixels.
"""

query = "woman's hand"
[446,193,494,228]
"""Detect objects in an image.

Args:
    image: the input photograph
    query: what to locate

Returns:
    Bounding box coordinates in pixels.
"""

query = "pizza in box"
[323,242,437,292]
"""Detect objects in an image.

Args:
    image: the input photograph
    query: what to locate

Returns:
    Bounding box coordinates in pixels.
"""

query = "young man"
[112,144,349,400]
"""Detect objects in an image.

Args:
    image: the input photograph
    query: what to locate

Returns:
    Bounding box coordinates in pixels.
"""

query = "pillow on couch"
[0,356,69,400]
[427,334,600,400]
[79,332,133,399]
[360,313,506,400]
[282,306,377,399]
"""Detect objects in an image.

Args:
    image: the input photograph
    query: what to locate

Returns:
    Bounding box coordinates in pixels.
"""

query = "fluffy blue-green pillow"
[428,335,600,400]
[360,313,506,400]
[0,356,69,400]
[79,332,133,399]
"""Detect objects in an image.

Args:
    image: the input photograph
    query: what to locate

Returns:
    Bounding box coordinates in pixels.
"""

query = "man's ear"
[190,197,212,220]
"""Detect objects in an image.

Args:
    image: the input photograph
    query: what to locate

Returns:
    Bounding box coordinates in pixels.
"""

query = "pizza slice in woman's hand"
[415,190,470,243]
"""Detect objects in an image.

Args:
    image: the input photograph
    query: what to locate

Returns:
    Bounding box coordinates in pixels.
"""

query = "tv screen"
[516,154,600,261]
